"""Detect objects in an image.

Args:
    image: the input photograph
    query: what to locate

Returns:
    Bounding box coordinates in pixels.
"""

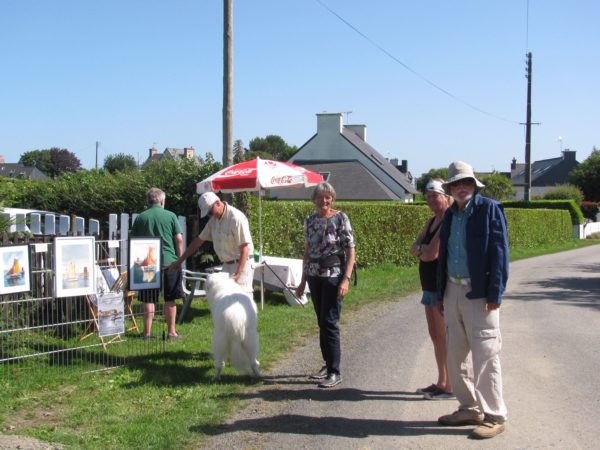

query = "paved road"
[198,245,600,449]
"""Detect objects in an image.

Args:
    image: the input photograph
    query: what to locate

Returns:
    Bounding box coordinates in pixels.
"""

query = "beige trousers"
[222,261,255,295]
[444,281,508,421]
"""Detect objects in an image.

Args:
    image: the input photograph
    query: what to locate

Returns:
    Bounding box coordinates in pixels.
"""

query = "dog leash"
[262,261,306,307]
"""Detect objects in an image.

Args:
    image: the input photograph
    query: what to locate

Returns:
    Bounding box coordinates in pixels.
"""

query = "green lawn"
[1,239,598,449]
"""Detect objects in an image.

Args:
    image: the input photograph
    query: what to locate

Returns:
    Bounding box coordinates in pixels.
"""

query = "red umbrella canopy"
[196,157,323,194]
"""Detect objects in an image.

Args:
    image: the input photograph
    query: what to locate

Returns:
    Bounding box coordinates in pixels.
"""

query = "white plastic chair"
[177,269,208,324]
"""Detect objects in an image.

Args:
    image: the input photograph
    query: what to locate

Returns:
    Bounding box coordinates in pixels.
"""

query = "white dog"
[205,272,261,380]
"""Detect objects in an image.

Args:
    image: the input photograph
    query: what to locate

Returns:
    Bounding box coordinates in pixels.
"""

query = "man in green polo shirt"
[131,187,184,339]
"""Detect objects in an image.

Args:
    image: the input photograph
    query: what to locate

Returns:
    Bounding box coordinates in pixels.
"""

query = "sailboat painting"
[0,244,31,295]
[54,237,96,298]
[128,238,161,290]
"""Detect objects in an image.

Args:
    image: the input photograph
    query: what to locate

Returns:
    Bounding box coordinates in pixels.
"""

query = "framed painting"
[97,291,125,337]
[54,236,96,298]
[0,244,31,295]
[128,237,161,291]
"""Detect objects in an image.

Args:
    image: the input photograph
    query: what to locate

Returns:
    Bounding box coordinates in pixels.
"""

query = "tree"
[104,153,138,174]
[49,148,81,176]
[570,148,600,201]
[19,150,53,175]
[480,171,515,201]
[416,168,449,192]
[233,139,245,163]
[19,148,81,177]
[247,135,297,161]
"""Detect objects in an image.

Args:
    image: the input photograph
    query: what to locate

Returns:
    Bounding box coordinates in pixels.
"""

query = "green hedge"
[249,199,574,268]
[504,208,572,248]
[502,200,585,225]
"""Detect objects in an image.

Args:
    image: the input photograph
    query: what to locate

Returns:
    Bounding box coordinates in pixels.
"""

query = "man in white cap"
[436,161,509,439]
[167,192,254,294]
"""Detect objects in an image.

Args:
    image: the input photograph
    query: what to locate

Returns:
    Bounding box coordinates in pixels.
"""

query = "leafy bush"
[579,201,599,221]
[502,199,585,225]
[570,148,600,201]
[503,208,572,248]
[0,156,222,221]
[480,172,515,201]
[542,184,584,204]
[251,199,573,268]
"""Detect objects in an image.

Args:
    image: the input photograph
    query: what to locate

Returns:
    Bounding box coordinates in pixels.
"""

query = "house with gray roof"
[510,150,579,199]
[271,113,417,201]
[0,159,48,180]
[142,146,201,167]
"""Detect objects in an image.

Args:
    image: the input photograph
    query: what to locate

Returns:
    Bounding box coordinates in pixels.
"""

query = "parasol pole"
[259,188,264,311]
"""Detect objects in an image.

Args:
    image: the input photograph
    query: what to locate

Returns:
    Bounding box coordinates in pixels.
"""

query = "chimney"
[511,157,517,170]
[345,124,367,142]
[149,147,158,157]
[0,155,5,164]
[317,112,343,135]
[184,147,195,159]
[562,149,576,161]
[400,160,408,174]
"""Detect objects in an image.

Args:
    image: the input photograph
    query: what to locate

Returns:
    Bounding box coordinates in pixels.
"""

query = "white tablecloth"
[253,256,306,292]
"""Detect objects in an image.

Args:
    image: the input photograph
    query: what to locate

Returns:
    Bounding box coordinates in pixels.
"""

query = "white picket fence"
[1,208,188,266]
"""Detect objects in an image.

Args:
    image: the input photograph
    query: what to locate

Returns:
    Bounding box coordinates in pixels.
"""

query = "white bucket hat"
[198,192,220,218]
[442,161,485,191]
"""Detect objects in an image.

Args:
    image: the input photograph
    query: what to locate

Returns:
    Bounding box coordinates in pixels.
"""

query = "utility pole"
[95,141,99,170]
[223,0,233,167]
[523,52,533,201]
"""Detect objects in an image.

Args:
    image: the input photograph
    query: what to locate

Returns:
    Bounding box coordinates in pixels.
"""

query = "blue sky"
[1,0,598,179]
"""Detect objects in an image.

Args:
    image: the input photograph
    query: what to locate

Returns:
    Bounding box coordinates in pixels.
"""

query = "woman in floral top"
[296,182,356,388]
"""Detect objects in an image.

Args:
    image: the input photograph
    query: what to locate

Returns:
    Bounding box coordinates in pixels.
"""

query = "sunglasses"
[449,178,475,188]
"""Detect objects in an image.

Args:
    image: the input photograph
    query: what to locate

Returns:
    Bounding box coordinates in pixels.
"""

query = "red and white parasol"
[196,157,323,194]
[196,157,323,309]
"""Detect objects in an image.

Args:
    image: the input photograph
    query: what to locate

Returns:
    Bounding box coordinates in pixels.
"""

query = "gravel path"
[197,245,600,449]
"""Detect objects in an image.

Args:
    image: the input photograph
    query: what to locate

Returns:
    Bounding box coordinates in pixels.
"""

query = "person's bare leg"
[426,306,452,392]
[164,301,178,337]
[143,302,155,336]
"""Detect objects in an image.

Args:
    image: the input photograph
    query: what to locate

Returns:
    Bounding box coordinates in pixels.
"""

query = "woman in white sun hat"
[411,178,455,400]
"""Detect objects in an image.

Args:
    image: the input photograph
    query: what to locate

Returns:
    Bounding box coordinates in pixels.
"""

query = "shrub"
[542,184,584,204]
[502,199,585,225]
[251,199,573,268]
[579,201,599,221]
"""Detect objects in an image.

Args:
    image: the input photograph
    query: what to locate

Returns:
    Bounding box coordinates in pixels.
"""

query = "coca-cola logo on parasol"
[223,168,255,177]
[271,175,304,185]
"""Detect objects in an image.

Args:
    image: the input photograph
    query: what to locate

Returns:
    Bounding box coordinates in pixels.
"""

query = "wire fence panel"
[0,237,164,380]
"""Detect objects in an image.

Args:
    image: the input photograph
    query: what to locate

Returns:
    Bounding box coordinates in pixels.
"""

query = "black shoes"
[318,373,342,388]
[309,366,328,380]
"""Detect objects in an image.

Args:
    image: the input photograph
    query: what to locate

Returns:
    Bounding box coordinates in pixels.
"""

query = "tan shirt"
[198,203,253,262]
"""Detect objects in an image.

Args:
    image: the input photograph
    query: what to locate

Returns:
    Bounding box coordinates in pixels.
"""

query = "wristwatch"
[344,275,352,282]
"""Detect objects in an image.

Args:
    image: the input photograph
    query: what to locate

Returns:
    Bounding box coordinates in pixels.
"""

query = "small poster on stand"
[97,291,125,337]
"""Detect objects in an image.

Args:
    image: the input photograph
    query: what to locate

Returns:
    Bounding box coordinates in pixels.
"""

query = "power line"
[314,0,520,124]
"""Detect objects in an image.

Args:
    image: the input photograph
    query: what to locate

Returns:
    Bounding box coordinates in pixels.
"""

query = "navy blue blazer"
[437,193,509,304]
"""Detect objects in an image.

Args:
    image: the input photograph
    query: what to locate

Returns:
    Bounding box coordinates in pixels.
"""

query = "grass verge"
[1,239,598,448]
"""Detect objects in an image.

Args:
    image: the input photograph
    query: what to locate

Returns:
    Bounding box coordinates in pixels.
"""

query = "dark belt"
[223,256,251,265]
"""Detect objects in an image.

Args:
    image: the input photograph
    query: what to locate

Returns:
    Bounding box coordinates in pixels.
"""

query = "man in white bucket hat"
[436,161,509,439]
[168,192,255,294]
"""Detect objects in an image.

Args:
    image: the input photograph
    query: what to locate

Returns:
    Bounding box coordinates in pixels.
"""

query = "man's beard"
[452,192,473,203]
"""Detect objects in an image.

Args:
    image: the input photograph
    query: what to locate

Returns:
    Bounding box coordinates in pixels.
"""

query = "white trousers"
[444,281,508,421]
[222,261,255,295]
